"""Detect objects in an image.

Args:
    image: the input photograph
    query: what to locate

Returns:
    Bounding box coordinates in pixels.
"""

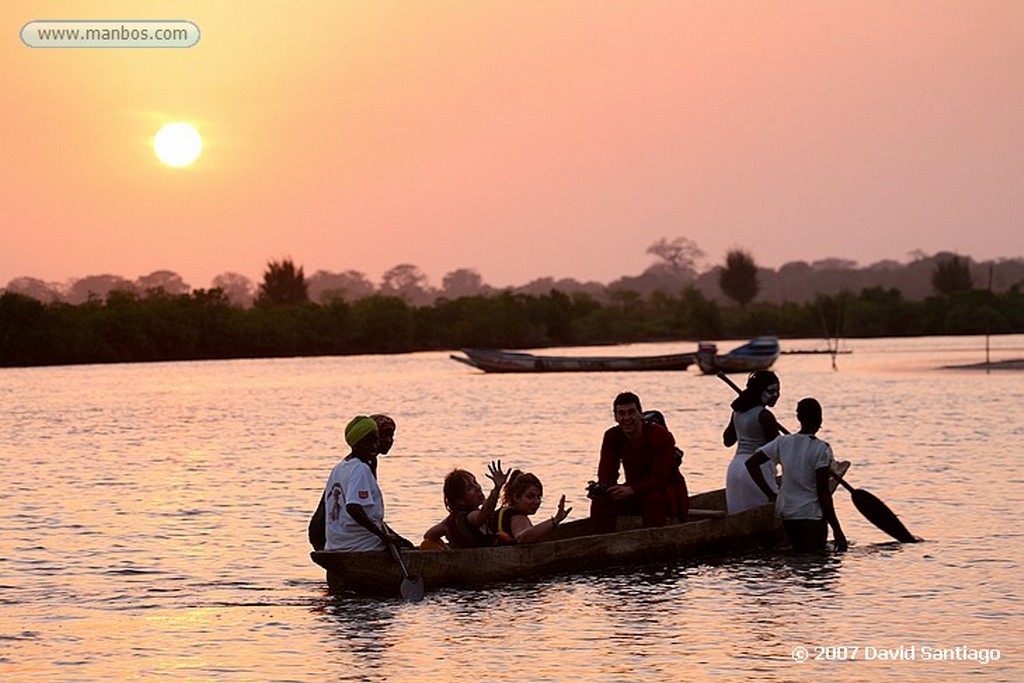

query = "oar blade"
[400,575,425,602]
[850,489,918,543]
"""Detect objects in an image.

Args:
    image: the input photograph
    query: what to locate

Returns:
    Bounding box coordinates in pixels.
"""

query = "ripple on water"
[2,339,1024,681]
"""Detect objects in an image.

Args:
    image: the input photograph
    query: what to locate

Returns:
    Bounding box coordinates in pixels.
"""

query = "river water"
[2,335,1022,682]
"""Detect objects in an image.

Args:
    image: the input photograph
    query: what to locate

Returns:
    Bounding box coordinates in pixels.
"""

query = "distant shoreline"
[943,359,1024,370]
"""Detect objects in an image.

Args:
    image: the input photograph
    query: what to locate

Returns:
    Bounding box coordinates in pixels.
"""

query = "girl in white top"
[723,370,783,513]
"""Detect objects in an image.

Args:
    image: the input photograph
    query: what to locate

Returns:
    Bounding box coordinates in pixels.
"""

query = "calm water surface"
[2,335,1023,682]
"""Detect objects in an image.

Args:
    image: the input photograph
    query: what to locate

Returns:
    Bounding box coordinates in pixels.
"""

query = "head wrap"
[344,415,378,447]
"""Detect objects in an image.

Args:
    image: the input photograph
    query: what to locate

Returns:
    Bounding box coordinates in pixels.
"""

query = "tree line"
[2,272,1021,368]
[6,242,1024,308]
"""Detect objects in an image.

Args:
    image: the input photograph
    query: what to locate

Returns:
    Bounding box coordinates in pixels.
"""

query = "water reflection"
[318,596,400,656]
[3,338,1024,681]
[770,552,843,592]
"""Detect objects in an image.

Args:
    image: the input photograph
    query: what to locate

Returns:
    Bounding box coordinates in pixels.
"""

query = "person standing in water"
[723,371,783,513]
[745,397,847,553]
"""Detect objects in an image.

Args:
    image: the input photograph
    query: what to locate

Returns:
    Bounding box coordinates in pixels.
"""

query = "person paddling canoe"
[316,415,412,552]
[308,414,396,550]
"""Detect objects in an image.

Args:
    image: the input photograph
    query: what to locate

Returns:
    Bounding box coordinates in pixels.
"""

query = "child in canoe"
[489,470,572,544]
[422,460,508,549]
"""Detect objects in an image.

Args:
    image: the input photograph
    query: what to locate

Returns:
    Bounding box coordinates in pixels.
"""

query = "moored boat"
[695,336,780,375]
[451,348,696,373]
[310,461,850,597]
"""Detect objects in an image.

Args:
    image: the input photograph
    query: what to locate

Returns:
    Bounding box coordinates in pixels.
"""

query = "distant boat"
[695,336,780,375]
[450,348,696,373]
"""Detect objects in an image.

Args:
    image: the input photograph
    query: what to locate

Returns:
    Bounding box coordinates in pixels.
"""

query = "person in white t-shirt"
[323,415,411,552]
[745,398,847,553]
[308,414,396,550]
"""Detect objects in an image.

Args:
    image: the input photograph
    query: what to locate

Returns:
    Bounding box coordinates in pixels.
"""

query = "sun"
[153,122,202,167]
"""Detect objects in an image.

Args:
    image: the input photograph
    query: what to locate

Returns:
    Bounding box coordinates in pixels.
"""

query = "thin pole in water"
[986,264,994,372]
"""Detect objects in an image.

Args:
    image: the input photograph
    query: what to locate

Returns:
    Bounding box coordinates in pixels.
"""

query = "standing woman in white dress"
[724,370,783,513]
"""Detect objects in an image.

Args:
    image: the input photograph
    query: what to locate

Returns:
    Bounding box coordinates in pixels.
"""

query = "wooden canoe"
[450,348,696,373]
[310,461,850,597]
[695,336,780,375]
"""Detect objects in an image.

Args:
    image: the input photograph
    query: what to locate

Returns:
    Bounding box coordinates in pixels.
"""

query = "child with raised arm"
[489,470,572,544]
[422,460,508,549]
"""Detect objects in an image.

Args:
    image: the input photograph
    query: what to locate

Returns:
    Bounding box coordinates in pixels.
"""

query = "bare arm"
[468,460,508,527]
[758,409,783,440]
[723,415,737,447]
[345,503,388,543]
[422,520,447,543]
[815,467,847,552]
[511,495,572,544]
[745,451,777,502]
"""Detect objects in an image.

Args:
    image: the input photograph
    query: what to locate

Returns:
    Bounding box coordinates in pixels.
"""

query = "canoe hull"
[315,509,779,595]
[310,463,849,597]
[451,348,695,373]
[696,336,780,375]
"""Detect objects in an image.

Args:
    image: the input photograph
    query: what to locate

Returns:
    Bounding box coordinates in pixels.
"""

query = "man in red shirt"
[589,392,689,533]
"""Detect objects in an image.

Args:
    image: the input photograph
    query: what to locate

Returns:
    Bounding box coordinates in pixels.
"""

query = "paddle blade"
[850,488,918,543]
[400,575,425,602]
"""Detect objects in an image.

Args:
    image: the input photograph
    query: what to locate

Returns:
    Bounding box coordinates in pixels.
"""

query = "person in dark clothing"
[589,392,688,534]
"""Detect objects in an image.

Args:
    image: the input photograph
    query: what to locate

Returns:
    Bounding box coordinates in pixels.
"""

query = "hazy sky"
[3,1,1022,290]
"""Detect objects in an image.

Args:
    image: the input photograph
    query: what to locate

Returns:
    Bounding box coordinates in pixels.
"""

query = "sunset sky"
[3,1,1022,291]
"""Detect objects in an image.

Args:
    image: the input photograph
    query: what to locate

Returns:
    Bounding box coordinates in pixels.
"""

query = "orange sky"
[3,1,1022,291]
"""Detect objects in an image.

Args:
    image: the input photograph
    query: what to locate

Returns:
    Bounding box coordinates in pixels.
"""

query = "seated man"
[589,392,688,533]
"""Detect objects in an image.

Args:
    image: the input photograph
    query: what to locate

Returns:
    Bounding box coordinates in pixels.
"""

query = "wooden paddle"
[717,372,919,543]
[383,525,425,601]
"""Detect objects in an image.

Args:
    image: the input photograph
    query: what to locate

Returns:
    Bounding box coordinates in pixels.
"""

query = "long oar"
[383,526,425,601]
[828,471,918,543]
[717,372,919,543]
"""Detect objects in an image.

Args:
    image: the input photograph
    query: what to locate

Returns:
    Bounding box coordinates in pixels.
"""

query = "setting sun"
[153,122,202,167]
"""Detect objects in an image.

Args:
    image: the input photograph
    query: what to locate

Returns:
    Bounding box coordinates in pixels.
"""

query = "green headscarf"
[344,415,377,447]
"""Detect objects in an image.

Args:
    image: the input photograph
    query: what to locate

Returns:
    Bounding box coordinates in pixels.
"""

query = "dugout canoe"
[450,348,696,373]
[310,461,850,597]
[695,336,780,375]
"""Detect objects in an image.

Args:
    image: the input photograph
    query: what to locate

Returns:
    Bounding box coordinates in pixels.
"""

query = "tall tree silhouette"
[931,255,973,295]
[719,249,759,306]
[255,259,309,306]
